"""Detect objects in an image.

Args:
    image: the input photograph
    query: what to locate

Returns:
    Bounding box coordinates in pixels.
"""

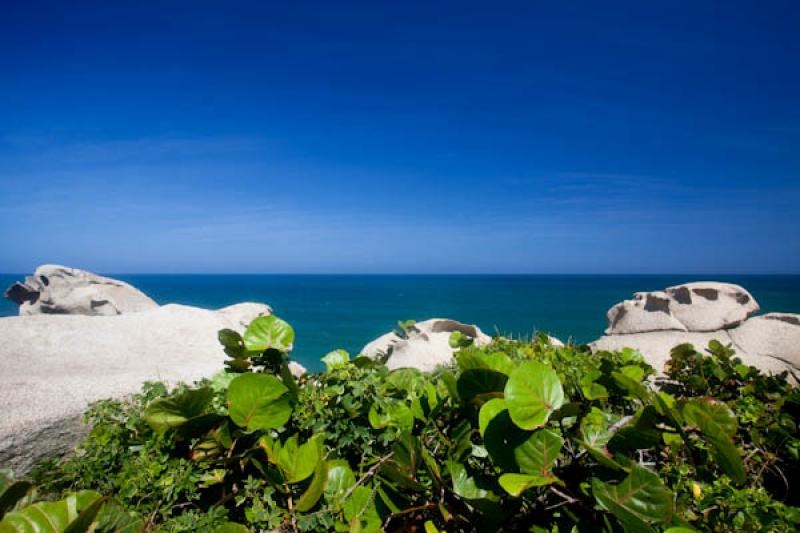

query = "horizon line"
[3,272,800,277]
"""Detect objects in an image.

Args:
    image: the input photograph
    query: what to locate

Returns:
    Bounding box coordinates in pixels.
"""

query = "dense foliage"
[4,315,799,532]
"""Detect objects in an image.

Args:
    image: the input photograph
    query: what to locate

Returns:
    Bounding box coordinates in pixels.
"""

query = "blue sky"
[1,1,798,273]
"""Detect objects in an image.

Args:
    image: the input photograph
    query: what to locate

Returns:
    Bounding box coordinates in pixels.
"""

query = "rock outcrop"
[605,282,759,335]
[594,282,799,378]
[728,313,800,370]
[1,266,273,473]
[361,318,492,372]
[5,264,158,316]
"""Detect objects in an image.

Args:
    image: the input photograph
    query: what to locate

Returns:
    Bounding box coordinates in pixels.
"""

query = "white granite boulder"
[728,313,800,370]
[605,282,759,335]
[361,318,492,372]
[665,282,759,332]
[4,264,158,316]
[594,281,798,379]
[0,302,272,473]
[1,266,279,473]
[606,291,687,334]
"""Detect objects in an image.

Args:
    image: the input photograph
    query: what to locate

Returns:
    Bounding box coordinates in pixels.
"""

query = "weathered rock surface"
[728,313,800,370]
[594,282,798,379]
[0,302,271,473]
[605,282,759,335]
[361,318,491,372]
[1,266,275,473]
[5,264,158,316]
[606,291,688,335]
[665,282,760,332]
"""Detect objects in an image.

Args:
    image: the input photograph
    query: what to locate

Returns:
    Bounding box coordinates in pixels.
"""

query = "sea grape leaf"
[612,371,651,403]
[478,398,507,438]
[498,473,556,497]
[481,352,515,375]
[272,434,324,483]
[447,462,499,502]
[321,349,350,370]
[218,329,246,358]
[682,397,745,484]
[376,486,402,514]
[381,432,424,491]
[343,486,381,533]
[580,369,609,400]
[456,369,508,405]
[513,429,564,478]
[619,365,645,383]
[63,495,108,533]
[324,460,356,511]
[455,351,513,375]
[227,373,291,431]
[295,460,328,512]
[243,315,295,353]
[343,486,372,521]
[0,480,32,519]
[144,387,214,434]
[455,351,486,371]
[579,409,628,471]
[592,465,673,532]
[550,402,581,421]
[482,407,529,471]
[608,406,661,454]
[0,491,102,533]
[440,370,459,402]
[505,361,565,430]
[682,397,737,437]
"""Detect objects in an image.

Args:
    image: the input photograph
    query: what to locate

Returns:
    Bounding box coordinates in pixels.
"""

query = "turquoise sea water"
[2,274,799,371]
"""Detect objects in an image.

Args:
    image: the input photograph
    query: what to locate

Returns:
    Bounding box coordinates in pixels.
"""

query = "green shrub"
[19,318,800,532]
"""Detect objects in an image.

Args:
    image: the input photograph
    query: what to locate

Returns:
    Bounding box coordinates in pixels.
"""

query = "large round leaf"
[321,349,350,371]
[457,369,508,405]
[592,465,674,530]
[514,429,563,478]
[499,473,556,497]
[482,408,528,471]
[0,480,32,519]
[682,397,744,484]
[271,434,323,483]
[478,398,507,438]
[0,491,102,533]
[447,461,499,502]
[144,387,213,435]
[682,397,737,437]
[324,460,356,511]
[243,315,295,353]
[227,373,291,431]
[295,461,328,512]
[505,361,565,430]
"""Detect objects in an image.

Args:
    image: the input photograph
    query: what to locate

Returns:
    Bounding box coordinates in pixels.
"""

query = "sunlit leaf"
[505,361,565,430]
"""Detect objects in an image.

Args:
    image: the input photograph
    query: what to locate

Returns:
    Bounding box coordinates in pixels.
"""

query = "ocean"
[2,274,799,372]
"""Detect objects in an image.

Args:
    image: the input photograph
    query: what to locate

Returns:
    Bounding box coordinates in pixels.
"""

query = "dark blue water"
[2,274,799,371]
